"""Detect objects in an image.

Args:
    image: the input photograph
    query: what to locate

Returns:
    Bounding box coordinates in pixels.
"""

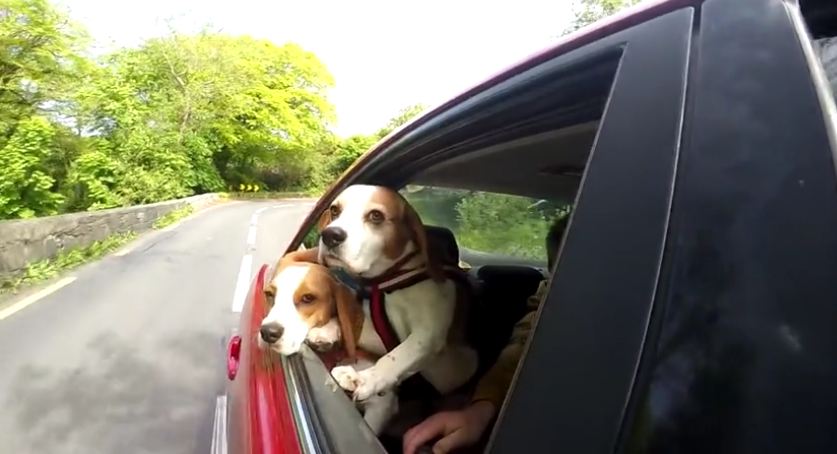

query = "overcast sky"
[55,0,574,137]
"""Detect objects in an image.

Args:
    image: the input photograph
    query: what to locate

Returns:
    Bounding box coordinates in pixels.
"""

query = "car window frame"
[278,7,693,454]
[617,0,837,452]
[487,7,694,454]
[787,1,837,172]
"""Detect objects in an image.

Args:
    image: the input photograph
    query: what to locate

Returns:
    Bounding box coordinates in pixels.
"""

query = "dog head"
[317,184,441,280]
[260,261,363,357]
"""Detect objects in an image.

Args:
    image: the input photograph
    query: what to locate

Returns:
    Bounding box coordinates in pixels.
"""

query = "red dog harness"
[357,251,470,354]
[325,251,471,400]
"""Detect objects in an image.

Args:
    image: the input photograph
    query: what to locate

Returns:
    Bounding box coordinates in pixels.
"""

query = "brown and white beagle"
[258,260,398,434]
[263,184,478,429]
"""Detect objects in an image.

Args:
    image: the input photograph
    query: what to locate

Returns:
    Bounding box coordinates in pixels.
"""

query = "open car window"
[283,23,626,454]
[401,185,570,268]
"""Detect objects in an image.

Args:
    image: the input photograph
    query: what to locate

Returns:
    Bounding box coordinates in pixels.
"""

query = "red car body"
[225,264,301,454]
[217,0,837,452]
[219,2,702,453]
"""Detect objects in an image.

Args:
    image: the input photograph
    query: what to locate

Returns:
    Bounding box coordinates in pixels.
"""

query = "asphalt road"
[0,199,315,454]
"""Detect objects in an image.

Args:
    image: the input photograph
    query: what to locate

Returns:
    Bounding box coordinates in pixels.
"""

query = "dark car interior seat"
[425,224,546,377]
[468,265,545,375]
[424,225,461,267]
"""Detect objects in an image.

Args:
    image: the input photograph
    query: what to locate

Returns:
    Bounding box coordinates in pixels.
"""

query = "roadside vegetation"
[0,232,136,293]
[0,0,638,259]
[152,205,195,229]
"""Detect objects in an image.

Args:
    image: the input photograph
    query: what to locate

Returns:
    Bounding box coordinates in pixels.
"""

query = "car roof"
[362,0,701,149]
[333,0,703,203]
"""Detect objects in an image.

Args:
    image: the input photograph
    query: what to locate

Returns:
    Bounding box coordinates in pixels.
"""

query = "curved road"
[0,199,315,454]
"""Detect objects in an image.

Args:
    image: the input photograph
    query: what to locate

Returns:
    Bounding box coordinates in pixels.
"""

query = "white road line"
[0,276,77,321]
[247,205,285,247]
[231,254,253,313]
[231,202,309,313]
[211,394,228,454]
[246,225,257,248]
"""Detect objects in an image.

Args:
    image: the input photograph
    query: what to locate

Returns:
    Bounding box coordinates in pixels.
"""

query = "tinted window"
[620,2,837,453]
[402,185,569,262]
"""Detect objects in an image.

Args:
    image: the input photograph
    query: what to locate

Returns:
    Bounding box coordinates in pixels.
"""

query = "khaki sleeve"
[471,280,548,408]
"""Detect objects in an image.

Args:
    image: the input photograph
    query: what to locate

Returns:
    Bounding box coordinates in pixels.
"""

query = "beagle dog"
[258,260,398,434]
[278,184,478,405]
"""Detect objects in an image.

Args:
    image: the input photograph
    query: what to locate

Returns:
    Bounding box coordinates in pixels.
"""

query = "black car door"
[488,6,695,454]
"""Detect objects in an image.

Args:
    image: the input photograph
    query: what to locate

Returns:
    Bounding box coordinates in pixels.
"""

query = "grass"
[152,205,194,229]
[0,232,138,294]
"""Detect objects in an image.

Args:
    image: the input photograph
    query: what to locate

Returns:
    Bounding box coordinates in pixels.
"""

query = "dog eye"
[300,293,316,304]
[368,209,384,224]
[329,205,341,218]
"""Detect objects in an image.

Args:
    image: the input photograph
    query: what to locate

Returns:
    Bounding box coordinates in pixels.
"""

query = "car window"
[614,4,837,454]
[793,1,837,151]
[813,37,837,96]
[401,185,570,263]
[290,28,625,454]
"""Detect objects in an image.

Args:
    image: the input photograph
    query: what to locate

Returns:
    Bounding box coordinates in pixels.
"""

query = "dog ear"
[317,207,332,232]
[264,281,277,308]
[270,248,321,287]
[280,248,320,266]
[333,279,362,360]
[405,203,444,282]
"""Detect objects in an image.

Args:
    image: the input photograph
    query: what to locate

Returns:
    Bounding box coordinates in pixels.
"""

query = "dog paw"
[325,375,341,393]
[308,339,336,352]
[330,365,361,392]
[353,368,396,402]
[307,321,341,352]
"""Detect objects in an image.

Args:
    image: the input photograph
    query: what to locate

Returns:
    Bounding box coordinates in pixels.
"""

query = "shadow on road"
[4,329,222,454]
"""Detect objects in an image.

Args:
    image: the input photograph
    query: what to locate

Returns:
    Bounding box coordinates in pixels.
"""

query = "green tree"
[0,0,87,129]
[0,0,87,219]
[72,33,336,204]
[331,134,377,174]
[455,192,553,259]
[307,103,427,193]
[375,103,426,139]
[564,0,643,35]
[63,140,125,211]
[0,115,64,217]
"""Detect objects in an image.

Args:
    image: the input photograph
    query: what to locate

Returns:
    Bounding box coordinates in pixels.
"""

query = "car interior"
[289,43,623,454]
[401,123,597,380]
[283,2,837,453]
[293,121,603,453]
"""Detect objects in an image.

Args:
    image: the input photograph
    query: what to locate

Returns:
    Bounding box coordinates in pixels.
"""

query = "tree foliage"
[1,0,635,225]
[374,104,426,139]
[71,34,336,206]
[0,115,63,217]
[564,0,642,35]
[0,0,341,219]
[405,187,571,261]
[309,103,427,187]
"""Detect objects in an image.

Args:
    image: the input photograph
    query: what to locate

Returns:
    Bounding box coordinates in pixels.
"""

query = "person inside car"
[402,214,569,454]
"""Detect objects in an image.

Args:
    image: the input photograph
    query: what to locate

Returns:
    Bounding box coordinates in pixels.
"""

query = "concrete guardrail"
[0,193,222,280]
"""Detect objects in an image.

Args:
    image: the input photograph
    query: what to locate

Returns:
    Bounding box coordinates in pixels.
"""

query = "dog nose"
[321,227,347,249]
[260,322,284,344]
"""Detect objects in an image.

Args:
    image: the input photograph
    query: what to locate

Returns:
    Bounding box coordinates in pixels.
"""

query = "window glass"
[813,37,837,96]
[301,227,320,249]
[619,6,837,454]
[796,1,837,151]
[402,185,570,262]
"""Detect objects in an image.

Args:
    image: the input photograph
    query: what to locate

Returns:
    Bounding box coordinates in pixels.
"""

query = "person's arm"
[470,279,547,409]
[403,279,549,454]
